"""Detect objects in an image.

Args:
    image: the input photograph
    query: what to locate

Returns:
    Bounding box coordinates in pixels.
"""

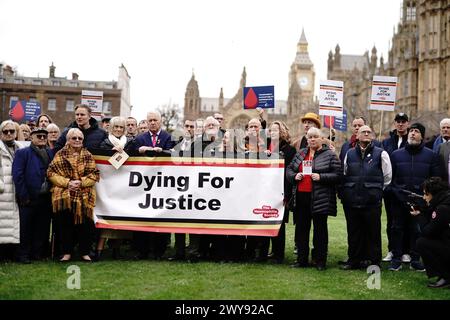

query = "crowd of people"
[0,105,449,289]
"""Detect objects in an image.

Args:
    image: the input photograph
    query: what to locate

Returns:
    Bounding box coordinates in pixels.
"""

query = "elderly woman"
[0,120,24,260]
[47,128,99,262]
[99,116,135,153]
[37,114,53,129]
[286,127,342,270]
[95,116,133,260]
[19,124,31,141]
[46,123,61,150]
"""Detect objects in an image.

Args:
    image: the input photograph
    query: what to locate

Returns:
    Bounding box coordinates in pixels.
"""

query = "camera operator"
[410,177,450,288]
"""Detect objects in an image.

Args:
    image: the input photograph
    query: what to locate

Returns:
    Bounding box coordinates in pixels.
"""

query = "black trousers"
[344,205,382,265]
[295,192,328,265]
[416,237,450,279]
[134,231,168,258]
[225,235,246,261]
[174,233,186,258]
[16,195,52,260]
[384,191,410,254]
[391,202,421,262]
[58,210,94,256]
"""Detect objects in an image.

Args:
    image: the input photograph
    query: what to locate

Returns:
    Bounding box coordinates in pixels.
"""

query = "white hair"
[440,118,450,128]
[306,127,324,138]
[147,111,162,121]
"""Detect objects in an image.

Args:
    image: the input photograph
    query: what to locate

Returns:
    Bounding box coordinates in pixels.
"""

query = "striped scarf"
[47,145,100,224]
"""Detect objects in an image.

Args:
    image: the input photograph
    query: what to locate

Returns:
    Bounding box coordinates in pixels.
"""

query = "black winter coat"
[416,190,450,245]
[286,145,342,216]
[55,118,107,152]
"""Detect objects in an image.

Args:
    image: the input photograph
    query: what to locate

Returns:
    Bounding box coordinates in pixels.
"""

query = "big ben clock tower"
[289,28,315,100]
[287,28,316,137]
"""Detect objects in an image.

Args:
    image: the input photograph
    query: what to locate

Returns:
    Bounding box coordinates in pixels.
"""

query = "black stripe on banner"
[96,215,281,225]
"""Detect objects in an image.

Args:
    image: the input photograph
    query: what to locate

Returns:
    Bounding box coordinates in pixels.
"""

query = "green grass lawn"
[1,204,449,300]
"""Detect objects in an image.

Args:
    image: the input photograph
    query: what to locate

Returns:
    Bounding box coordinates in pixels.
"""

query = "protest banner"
[369,76,397,111]
[243,86,275,109]
[319,80,344,117]
[93,155,284,236]
[81,90,103,120]
[9,100,41,122]
[324,109,347,132]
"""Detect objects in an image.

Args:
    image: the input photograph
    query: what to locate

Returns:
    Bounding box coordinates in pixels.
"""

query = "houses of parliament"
[183,0,450,139]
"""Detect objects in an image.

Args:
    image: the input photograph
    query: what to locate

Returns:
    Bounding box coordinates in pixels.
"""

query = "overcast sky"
[1,0,403,121]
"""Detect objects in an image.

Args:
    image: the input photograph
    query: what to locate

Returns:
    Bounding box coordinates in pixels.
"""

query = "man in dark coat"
[381,112,409,262]
[341,126,392,270]
[12,128,54,263]
[133,111,175,260]
[389,123,441,271]
[54,104,107,152]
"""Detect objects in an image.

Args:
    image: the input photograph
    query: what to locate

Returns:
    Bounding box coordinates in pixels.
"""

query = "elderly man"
[12,128,54,263]
[341,126,392,270]
[133,111,174,260]
[191,116,222,157]
[432,118,450,152]
[134,111,175,154]
[389,123,441,271]
[54,104,107,152]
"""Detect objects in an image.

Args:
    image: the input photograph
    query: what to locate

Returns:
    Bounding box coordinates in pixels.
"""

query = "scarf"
[47,145,100,224]
[108,134,127,149]
[30,144,49,167]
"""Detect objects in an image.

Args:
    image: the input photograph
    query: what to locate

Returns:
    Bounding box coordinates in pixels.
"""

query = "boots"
[92,250,102,262]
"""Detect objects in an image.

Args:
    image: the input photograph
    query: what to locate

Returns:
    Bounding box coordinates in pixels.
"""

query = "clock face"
[298,76,308,88]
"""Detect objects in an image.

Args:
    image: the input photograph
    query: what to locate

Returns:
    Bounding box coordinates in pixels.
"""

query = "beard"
[408,138,421,146]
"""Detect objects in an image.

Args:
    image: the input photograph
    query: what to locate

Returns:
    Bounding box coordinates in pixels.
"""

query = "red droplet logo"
[244,88,258,109]
[10,101,25,121]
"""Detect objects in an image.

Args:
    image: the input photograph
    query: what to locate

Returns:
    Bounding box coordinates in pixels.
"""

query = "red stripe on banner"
[95,222,280,237]
[94,159,284,168]
[82,96,103,100]
[372,82,397,87]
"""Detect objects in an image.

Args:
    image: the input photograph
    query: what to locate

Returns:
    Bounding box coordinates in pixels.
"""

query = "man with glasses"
[341,125,392,270]
[54,104,107,152]
[12,128,54,263]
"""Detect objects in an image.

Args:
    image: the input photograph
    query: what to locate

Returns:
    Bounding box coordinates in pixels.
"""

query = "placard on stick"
[319,80,344,117]
[369,76,397,111]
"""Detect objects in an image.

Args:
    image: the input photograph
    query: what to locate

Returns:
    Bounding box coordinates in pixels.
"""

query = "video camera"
[400,189,427,211]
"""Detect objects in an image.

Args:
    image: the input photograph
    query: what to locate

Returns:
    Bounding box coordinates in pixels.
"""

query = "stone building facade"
[0,63,131,128]
[183,30,318,139]
[328,0,450,137]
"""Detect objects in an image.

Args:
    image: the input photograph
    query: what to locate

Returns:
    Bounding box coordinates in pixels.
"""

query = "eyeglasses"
[35,134,47,139]
[361,131,372,135]
[215,117,224,121]
[2,129,15,135]
[48,131,59,134]
[70,136,83,141]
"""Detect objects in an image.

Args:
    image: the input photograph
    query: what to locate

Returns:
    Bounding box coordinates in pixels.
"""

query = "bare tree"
[156,103,182,133]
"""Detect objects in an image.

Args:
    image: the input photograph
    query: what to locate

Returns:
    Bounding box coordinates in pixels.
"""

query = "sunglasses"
[185,125,195,128]
[2,129,15,135]
[35,134,47,139]
[70,136,83,141]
